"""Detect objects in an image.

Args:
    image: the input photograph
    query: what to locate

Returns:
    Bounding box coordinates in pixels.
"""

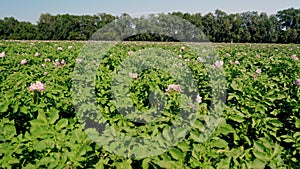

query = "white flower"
[256,68,262,74]
[180,46,185,51]
[44,58,51,62]
[196,94,202,103]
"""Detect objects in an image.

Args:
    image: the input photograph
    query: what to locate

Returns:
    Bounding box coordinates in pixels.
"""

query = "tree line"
[0,8,299,43]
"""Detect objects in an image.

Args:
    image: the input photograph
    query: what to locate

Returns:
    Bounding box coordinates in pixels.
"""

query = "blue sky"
[1,0,300,23]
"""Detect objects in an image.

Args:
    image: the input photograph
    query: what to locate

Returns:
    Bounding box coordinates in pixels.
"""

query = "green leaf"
[0,102,9,113]
[253,150,268,161]
[283,138,294,143]
[7,157,20,164]
[295,119,300,128]
[217,157,231,169]
[55,119,68,130]
[142,158,151,169]
[216,123,235,135]
[177,141,190,152]
[231,81,242,92]
[268,118,283,128]
[30,119,47,127]
[34,140,47,151]
[2,123,16,139]
[173,127,189,139]
[253,141,265,153]
[169,148,184,160]
[210,138,228,148]
[49,110,59,125]
[115,160,132,169]
[229,110,245,123]
[37,111,48,123]
[162,128,172,143]
[193,120,205,132]
[154,160,179,169]
[85,128,100,140]
[247,159,265,169]
[36,157,55,166]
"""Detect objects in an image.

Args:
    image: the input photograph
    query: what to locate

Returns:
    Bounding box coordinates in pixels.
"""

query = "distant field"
[0,41,299,168]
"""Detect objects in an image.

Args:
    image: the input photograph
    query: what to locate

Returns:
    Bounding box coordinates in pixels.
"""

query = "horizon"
[1,0,300,24]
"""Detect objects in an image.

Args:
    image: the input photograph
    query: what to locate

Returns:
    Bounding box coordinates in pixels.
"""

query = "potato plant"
[0,41,299,168]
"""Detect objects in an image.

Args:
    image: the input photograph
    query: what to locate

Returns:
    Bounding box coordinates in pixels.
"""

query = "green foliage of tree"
[0,8,299,43]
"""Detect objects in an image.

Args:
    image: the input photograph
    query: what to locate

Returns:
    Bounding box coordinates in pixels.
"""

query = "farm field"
[0,41,299,168]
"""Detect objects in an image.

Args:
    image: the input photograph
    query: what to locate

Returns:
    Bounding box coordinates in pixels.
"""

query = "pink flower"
[28,84,35,92]
[165,84,181,93]
[35,52,40,57]
[214,60,223,69]
[291,54,298,61]
[53,59,66,67]
[295,79,300,85]
[68,46,72,50]
[57,47,63,51]
[44,72,48,75]
[198,57,205,63]
[129,72,138,78]
[234,60,239,64]
[28,81,46,92]
[202,49,207,53]
[185,58,190,62]
[20,59,27,65]
[256,68,262,74]
[61,59,66,65]
[54,62,60,66]
[189,103,195,110]
[41,64,46,68]
[0,52,5,58]
[226,53,231,57]
[128,51,134,55]
[255,54,261,58]
[76,59,82,63]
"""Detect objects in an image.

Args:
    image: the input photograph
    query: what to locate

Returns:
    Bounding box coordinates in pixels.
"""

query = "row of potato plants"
[0,41,299,168]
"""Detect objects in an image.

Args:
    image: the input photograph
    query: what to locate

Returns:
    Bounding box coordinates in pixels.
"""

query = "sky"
[0,0,300,24]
